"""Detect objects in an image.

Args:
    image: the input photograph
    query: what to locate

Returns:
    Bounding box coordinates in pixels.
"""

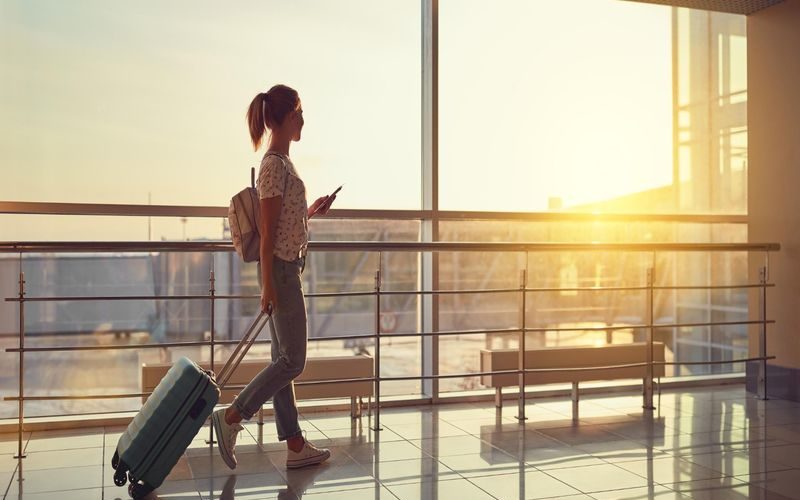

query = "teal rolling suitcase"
[112,312,270,499]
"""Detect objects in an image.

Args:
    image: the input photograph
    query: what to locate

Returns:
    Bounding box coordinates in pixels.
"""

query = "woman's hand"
[308,194,336,218]
[261,282,278,314]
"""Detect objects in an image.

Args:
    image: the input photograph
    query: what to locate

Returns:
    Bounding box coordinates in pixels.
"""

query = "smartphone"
[329,185,343,198]
[314,185,342,215]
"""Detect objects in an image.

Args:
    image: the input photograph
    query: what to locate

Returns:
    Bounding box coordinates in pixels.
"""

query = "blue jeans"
[231,256,306,441]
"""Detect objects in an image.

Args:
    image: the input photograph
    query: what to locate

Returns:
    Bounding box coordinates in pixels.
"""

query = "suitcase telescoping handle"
[216,311,271,389]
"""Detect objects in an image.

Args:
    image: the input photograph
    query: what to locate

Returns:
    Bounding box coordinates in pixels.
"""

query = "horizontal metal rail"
[0,200,750,223]
[4,319,775,354]
[2,333,377,353]
[379,287,521,295]
[651,320,775,329]
[367,327,522,339]
[381,283,773,294]
[4,393,149,401]
[0,201,230,218]
[657,356,776,366]
[2,282,777,304]
[0,241,781,253]
[5,341,210,353]
[3,356,775,403]
[2,291,379,302]
[521,324,645,333]
[4,294,244,303]
[653,284,776,291]
[2,377,385,402]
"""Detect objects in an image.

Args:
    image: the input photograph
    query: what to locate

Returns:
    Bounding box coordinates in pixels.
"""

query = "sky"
[0,0,678,240]
[439,0,673,211]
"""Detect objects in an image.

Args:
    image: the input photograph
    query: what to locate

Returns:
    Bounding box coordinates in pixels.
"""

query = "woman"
[212,84,335,470]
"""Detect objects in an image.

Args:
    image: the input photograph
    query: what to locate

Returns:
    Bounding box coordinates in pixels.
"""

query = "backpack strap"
[261,152,290,199]
[258,153,290,260]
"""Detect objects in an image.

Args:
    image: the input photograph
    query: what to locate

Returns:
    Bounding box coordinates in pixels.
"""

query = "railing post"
[15,270,26,459]
[207,267,216,445]
[371,254,383,432]
[516,267,527,421]
[757,265,768,401]
[643,265,655,410]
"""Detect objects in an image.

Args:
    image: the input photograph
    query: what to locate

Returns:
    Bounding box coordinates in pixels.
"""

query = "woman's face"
[289,104,304,142]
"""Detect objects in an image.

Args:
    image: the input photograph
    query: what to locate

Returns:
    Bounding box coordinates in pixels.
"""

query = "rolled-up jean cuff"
[231,400,255,421]
[278,429,303,442]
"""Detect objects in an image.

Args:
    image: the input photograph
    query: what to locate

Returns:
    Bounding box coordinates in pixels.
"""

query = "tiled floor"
[3,386,800,499]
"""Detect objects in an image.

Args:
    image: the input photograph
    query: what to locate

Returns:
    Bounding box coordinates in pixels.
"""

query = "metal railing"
[2,240,779,461]
[0,200,750,223]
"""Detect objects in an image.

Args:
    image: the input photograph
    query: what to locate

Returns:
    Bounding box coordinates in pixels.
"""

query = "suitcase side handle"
[216,311,271,388]
[189,398,208,419]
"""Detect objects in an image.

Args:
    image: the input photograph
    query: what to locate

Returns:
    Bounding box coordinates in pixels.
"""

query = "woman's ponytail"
[245,85,300,151]
[247,92,268,151]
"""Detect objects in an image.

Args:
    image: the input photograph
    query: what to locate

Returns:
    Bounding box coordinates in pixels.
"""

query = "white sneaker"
[212,408,244,470]
[286,438,331,469]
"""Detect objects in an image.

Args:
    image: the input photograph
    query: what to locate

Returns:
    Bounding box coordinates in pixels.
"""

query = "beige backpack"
[228,154,286,262]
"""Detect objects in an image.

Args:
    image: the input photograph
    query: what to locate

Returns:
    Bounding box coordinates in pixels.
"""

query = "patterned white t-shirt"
[256,152,308,262]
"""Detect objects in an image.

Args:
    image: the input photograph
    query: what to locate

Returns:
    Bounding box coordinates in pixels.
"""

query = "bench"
[480,342,666,419]
[142,355,374,419]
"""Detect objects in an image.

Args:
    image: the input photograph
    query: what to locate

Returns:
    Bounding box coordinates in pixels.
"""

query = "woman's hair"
[246,84,300,150]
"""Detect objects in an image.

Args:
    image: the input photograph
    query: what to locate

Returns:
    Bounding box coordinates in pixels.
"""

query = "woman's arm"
[308,194,336,219]
[259,195,282,311]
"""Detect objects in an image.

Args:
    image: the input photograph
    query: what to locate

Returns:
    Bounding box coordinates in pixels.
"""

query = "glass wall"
[0,220,422,419]
[439,1,746,215]
[0,0,421,210]
[439,0,673,213]
[675,8,748,214]
[0,1,754,418]
[435,221,749,394]
[0,255,20,419]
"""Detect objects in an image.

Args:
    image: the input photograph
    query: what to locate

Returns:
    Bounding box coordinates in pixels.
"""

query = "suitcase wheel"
[111,450,120,470]
[128,482,154,500]
[113,467,128,487]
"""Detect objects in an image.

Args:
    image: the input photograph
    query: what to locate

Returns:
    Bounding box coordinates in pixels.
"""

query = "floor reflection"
[3,387,800,499]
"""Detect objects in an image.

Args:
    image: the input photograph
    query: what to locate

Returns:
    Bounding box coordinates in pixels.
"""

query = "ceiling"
[624,0,786,15]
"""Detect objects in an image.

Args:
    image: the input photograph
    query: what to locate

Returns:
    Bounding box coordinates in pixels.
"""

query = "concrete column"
[747,0,800,400]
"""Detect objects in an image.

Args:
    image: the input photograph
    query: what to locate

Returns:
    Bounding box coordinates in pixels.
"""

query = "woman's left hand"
[309,195,336,218]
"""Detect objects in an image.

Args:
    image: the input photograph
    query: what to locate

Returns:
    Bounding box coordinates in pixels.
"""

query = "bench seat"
[480,342,665,418]
[142,355,373,418]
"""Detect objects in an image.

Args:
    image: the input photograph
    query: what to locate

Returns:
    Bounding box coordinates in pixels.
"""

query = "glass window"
[675,8,747,214]
[436,220,749,393]
[440,1,747,215]
[0,1,421,210]
[440,0,673,213]
[0,219,423,419]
